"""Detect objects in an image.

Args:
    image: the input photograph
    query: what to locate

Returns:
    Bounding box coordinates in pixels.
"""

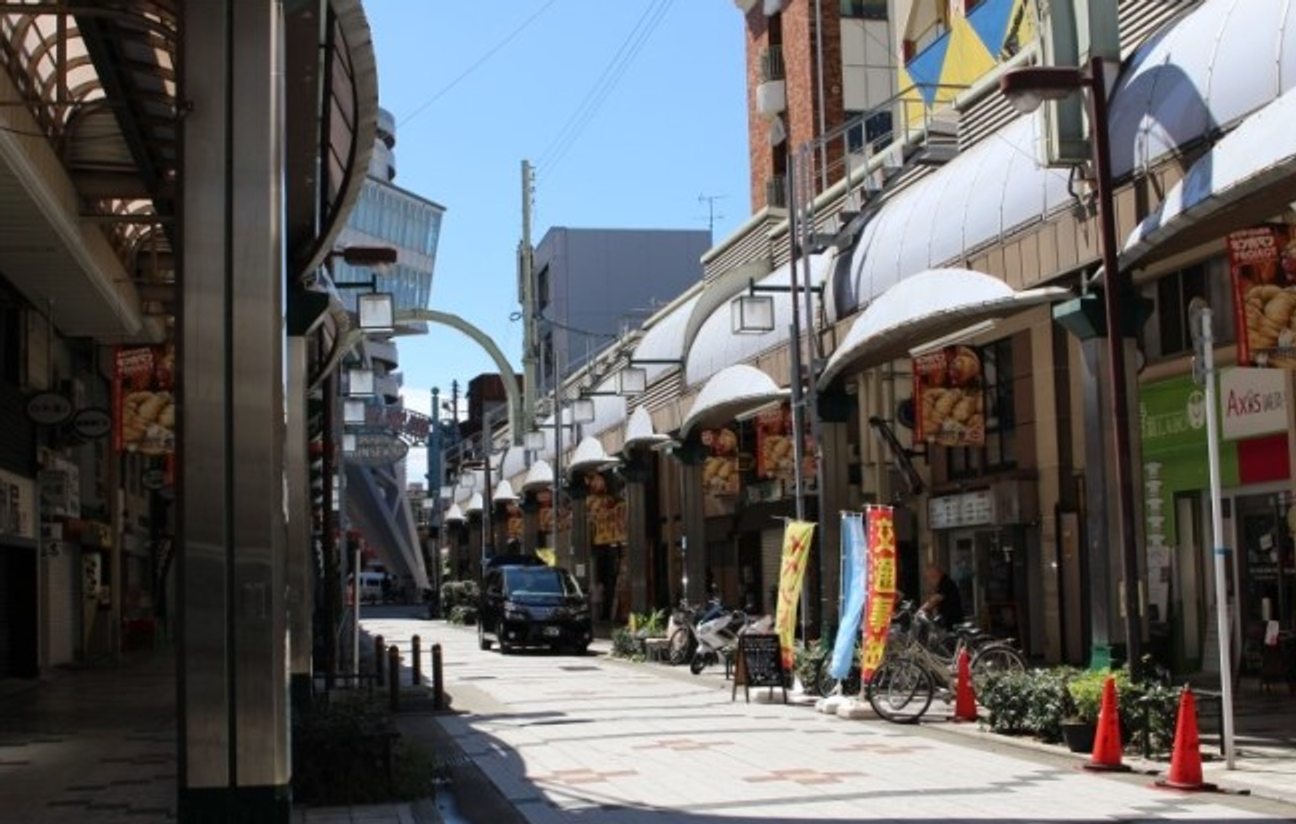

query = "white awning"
[681,364,789,437]
[492,479,519,504]
[521,459,554,493]
[818,268,1068,389]
[567,436,619,477]
[1122,84,1296,269]
[464,491,484,515]
[443,503,465,524]
[623,405,670,453]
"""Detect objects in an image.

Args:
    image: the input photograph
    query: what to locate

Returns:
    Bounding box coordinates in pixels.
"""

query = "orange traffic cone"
[1156,687,1218,792]
[953,648,977,722]
[1083,675,1130,772]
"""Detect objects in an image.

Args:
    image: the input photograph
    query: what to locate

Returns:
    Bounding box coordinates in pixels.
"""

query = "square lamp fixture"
[343,398,367,425]
[525,430,547,451]
[347,366,375,397]
[571,398,596,425]
[358,292,395,332]
[731,294,775,334]
[617,365,648,395]
[342,432,357,454]
[439,484,455,500]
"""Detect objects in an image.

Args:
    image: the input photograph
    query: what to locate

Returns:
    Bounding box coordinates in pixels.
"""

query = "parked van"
[350,571,386,605]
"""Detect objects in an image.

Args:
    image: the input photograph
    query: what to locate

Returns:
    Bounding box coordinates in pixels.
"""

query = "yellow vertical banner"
[774,519,816,672]
[860,506,897,681]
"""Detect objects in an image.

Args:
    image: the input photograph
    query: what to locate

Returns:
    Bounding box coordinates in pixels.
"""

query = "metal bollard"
[432,643,444,711]
[388,644,401,711]
[412,635,422,686]
[374,635,385,687]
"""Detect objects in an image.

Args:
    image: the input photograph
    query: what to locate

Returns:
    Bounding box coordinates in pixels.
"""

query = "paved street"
[363,610,1296,824]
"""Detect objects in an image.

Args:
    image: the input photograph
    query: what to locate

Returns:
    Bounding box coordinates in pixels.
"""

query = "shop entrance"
[1235,493,1295,629]
[946,528,1025,644]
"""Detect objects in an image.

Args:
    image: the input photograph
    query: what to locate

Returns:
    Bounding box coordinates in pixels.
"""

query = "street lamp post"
[1001,56,1142,668]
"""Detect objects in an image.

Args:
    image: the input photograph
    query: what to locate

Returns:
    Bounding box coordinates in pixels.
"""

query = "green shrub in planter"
[1065,667,1128,725]
[628,609,667,638]
[440,580,480,612]
[611,626,645,660]
[293,692,436,805]
[978,667,1072,742]
[448,605,477,626]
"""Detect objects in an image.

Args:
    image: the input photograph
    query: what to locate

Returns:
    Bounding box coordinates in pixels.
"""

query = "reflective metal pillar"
[179,1,290,819]
[623,453,650,615]
[286,336,312,710]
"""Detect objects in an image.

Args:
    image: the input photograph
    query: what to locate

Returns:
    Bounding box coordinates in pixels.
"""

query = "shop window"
[841,0,887,20]
[948,338,1015,478]
[1147,256,1234,360]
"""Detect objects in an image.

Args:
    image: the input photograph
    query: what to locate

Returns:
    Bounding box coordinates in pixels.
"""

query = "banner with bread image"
[1229,225,1296,370]
[113,344,175,455]
[914,345,985,447]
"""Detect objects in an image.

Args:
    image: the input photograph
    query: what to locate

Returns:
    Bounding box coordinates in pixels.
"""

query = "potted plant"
[1062,668,1127,753]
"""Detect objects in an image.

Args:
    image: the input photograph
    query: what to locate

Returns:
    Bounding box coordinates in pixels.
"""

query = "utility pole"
[520,160,538,434]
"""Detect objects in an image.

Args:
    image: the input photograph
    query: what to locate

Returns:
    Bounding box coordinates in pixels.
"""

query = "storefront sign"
[38,465,80,519]
[1139,376,1208,454]
[586,472,626,546]
[1219,367,1288,440]
[913,346,985,446]
[0,469,34,539]
[345,432,409,467]
[1228,225,1296,369]
[113,344,176,454]
[701,427,740,497]
[26,392,73,425]
[928,489,995,529]
[71,407,112,441]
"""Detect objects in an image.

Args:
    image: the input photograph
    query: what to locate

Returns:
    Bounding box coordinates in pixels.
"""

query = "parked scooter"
[689,606,752,675]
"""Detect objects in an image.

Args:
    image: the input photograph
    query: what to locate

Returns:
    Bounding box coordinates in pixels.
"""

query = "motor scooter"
[689,606,751,675]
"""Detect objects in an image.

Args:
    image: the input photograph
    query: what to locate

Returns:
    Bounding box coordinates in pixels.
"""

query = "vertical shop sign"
[774,519,815,672]
[1229,225,1296,369]
[113,344,176,454]
[860,506,897,681]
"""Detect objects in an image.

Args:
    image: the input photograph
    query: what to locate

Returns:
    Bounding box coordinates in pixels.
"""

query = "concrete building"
[534,227,711,389]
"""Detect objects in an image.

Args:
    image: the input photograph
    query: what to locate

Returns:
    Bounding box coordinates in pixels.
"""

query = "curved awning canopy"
[443,503,465,524]
[623,405,670,453]
[818,268,1068,389]
[492,479,519,505]
[681,364,788,438]
[1122,84,1296,270]
[521,459,554,493]
[567,436,619,478]
[464,491,484,515]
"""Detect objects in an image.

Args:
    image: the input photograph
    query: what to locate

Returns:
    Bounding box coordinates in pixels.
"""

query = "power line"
[398,0,560,129]
[536,0,675,175]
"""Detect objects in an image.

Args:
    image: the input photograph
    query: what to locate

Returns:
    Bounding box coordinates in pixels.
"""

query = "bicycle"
[816,601,1025,698]
[865,607,1025,723]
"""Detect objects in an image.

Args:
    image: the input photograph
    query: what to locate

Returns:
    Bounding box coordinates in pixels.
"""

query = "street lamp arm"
[397,308,525,446]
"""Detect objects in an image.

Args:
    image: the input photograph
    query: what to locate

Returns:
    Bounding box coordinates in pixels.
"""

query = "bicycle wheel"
[970,643,1025,685]
[667,626,692,666]
[865,658,933,723]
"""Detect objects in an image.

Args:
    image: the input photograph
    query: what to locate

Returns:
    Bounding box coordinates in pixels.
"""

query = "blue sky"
[363,0,750,460]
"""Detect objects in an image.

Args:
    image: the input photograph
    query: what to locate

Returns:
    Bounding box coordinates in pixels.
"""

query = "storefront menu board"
[731,633,786,703]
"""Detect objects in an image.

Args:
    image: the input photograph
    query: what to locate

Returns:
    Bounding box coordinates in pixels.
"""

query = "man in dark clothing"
[921,563,965,631]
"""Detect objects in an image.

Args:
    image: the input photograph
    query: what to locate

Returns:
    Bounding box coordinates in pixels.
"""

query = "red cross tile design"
[831,741,932,755]
[745,768,866,786]
[532,768,638,785]
[634,738,735,751]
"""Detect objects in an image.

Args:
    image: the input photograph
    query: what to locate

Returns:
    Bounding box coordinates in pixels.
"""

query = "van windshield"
[504,568,579,598]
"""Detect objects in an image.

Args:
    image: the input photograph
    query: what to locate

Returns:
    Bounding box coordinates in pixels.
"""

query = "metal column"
[179,1,290,819]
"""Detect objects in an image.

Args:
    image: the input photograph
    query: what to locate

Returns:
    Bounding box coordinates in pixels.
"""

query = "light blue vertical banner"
[829,512,868,679]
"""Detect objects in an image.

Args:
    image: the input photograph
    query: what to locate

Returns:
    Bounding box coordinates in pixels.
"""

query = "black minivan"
[478,564,592,654]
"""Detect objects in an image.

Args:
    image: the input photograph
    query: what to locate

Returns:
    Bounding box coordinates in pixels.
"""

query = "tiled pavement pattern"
[5,606,1296,823]
[362,613,1296,824]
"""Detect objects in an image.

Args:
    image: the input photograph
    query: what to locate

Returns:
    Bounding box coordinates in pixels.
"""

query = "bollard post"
[388,644,401,711]
[432,643,444,711]
[412,635,422,686]
[374,634,385,687]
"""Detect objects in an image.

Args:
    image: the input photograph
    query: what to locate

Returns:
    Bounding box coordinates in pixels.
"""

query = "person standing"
[921,562,965,631]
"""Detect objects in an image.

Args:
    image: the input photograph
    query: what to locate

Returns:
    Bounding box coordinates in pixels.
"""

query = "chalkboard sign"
[731,633,787,703]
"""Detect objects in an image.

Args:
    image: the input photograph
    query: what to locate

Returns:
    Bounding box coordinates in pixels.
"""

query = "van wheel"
[477,622,491,651]
[497,622,512,655]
